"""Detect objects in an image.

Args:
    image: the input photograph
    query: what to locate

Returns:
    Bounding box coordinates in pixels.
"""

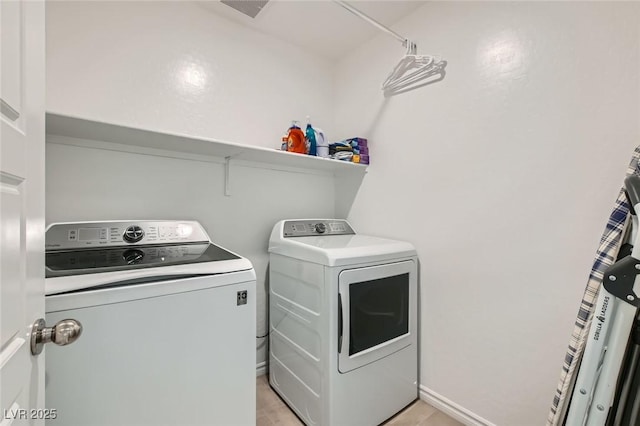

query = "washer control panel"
[283,220,355,237]
[45,220,210,250]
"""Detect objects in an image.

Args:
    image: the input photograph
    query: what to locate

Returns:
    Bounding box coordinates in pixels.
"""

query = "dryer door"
[338,260,417,373]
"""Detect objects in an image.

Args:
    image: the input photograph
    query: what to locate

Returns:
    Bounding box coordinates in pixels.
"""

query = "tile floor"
[256,375,463,426]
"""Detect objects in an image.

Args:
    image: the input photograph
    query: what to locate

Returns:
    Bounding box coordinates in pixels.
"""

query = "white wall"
[333,2,640,425]
[46,1,334,147]
[45,1,338,368]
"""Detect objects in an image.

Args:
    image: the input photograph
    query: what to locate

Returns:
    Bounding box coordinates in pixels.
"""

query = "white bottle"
[315,128,329,158]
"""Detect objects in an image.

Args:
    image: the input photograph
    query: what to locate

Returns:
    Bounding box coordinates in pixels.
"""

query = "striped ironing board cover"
[547,146,640,425]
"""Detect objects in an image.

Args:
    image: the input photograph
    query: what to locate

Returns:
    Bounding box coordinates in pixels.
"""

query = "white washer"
[44,220,256,426]
[268,219,418,426]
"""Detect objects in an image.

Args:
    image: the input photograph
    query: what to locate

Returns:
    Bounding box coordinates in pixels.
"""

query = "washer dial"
[123,225,145,243]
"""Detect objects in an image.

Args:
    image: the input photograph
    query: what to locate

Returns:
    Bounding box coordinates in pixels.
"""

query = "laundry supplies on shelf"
[279,120,369,165]
[330,137,369,164]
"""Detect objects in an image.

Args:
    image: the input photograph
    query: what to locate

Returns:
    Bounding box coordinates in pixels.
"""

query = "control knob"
[123,225,145,243]
[315,223,327,234]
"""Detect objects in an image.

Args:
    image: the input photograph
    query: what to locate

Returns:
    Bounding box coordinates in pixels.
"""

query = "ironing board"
[548,146,640,425]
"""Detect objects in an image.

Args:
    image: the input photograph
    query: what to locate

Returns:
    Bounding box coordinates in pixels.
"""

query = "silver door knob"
[31,318,83,355]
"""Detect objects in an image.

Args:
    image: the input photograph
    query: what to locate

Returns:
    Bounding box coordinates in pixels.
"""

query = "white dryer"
[268,219,418,426]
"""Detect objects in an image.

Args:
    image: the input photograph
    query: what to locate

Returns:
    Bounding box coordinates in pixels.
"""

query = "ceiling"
[197,1,427,60]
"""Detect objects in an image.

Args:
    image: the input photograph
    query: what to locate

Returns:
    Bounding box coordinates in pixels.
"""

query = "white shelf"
[45,113,368,175]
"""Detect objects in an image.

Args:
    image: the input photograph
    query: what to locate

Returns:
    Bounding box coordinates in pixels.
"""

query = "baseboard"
[419,385,496,426]
[256,361,268,377]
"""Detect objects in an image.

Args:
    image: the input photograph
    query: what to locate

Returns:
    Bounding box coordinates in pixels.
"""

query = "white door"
[1,0,46,423]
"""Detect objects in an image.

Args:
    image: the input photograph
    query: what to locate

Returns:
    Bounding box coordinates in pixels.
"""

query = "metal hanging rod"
[333,0,414,51]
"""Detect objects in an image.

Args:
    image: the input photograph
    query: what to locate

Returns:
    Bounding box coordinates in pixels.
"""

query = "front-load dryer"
[268,219,418,426]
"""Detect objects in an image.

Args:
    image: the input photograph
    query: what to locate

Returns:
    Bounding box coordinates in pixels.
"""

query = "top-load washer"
[44,220,256,426]
[268,219,418,426]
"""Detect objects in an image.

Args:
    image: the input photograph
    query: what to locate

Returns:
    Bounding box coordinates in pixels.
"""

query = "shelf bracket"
[224,156,232,196]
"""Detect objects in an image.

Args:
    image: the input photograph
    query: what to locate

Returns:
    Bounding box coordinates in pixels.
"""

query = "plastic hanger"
[382,41,446,95]
[384,61,446,92]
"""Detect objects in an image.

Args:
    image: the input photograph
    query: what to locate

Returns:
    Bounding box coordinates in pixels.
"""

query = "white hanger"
[382,41,446,96]
[383,63,447,96]
[382,42,426,87]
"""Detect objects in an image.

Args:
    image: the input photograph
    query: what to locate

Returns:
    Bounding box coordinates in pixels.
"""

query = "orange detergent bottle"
[286,122,307,154]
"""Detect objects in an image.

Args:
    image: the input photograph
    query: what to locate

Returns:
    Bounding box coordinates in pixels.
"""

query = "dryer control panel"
[283,220,355,237]
[45,220,210,250]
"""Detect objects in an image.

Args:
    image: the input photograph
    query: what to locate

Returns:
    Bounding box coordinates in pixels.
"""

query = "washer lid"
[269,234,416,266]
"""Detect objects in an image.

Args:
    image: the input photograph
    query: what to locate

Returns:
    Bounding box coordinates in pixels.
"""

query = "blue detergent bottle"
[306,116,317,156]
